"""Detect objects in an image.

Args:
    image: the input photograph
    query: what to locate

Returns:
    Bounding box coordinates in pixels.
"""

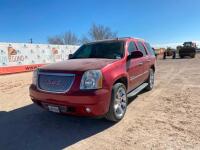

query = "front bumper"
[29,84,111,116]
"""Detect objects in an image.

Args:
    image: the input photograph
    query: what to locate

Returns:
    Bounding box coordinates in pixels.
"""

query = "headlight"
[80,70,103,90]
[32,69,38,85]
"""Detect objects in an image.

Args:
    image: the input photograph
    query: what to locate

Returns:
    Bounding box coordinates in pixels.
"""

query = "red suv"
[29,37,156,122]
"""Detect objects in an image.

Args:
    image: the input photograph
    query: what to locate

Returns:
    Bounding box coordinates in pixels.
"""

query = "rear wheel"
[145,68,154,91]
[163,52,166,59]
[172,52,176,59]
[191,54,195,58]
[105,83,127,122]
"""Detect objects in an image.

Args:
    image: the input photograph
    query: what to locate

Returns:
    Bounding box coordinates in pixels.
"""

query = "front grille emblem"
[37,72,75,93]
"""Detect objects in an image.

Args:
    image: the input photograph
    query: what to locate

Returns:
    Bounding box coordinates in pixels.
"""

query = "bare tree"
[63,31,79,45]
[80,35,90,44]
[89,24,117,41]
[48,24,118,45]
[48,35,64,45]
[48,31,79,45]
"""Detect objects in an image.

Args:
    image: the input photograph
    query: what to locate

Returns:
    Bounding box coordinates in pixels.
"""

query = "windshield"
[71,41,124,59]
[184,42,192,47]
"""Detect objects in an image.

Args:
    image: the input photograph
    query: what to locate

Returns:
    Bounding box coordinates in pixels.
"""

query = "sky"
[0,0,200,46]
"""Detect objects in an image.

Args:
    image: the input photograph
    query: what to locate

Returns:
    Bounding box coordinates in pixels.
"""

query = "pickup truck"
[29,37,156,122]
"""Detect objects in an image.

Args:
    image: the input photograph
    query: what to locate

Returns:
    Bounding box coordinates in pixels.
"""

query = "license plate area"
[48,105,60,113]
[42,102,74,113]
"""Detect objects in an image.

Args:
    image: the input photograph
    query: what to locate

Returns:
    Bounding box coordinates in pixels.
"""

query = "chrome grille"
[37,72,75,93]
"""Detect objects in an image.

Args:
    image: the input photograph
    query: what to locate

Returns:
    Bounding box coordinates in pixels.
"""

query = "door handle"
[138,62,144,66]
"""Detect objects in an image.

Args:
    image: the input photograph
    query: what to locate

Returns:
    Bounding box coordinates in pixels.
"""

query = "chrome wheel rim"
[150,70,154,88]
[114,87,127,119]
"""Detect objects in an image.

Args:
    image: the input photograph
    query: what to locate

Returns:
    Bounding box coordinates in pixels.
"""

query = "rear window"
[144,42,155,56]
[137,42,147,56]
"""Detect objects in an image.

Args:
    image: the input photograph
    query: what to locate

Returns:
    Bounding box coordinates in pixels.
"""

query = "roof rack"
[85,37,145,44]
[88,38,118,43]
[116,37,132,40]
[92,37,132,42]
[117,37,145,41]
[134,37,145,41]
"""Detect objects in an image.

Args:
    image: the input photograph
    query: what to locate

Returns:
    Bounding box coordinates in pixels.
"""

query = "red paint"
[29,38,156,117]
[0,64,44,75]
[40,58,118,72]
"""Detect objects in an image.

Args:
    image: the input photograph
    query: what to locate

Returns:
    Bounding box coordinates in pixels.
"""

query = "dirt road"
[0,55,200,150]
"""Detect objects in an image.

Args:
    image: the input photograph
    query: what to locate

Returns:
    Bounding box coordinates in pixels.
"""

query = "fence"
[0,43,79,74]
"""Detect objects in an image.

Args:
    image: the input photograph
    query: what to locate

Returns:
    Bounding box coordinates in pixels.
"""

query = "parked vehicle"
[163,47,176,59]
[179,42,196,58]
[152,47,158,59]
[29,37,156,122]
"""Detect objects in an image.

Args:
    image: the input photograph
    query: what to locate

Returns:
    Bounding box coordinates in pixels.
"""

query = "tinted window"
[128,41,137,53]
[137,42,147,56]
[73,45,92,58]
[144,42,155,56]
[71,41,124,59]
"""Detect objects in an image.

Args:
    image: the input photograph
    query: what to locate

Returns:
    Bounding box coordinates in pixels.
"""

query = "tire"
[180,55,184,59]
[145,69,155,91]
[191,54,195,58]
[172,52,176,59]
[105,83,127,122]
[163,52,166,59]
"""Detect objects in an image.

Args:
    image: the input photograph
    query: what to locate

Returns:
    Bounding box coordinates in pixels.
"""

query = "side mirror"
[68,54,73,59]
[128,51,143,59]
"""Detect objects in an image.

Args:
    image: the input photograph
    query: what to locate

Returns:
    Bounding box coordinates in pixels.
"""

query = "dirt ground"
[0,54,200,150]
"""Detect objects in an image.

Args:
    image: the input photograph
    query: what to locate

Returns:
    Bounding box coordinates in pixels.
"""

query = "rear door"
[135,41,150,82]
[144,41,156,73]
[144,42,156,62]
[126,41,144,92]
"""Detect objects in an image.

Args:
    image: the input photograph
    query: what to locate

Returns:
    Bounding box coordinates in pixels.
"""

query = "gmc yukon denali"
[29,37,156,122]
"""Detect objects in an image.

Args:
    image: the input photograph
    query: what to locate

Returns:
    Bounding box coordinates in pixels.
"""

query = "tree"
[89,24,117,40]
[47,24,118,45]
[80,35,90,44]
[48,31,79,45]
[63,31,79,45]
[48,35,64,45]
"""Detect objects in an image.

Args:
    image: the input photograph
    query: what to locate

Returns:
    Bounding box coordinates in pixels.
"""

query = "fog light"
[85,107,91,113]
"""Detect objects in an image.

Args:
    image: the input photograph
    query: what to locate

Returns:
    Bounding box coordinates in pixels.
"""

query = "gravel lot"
[0,54,200,150]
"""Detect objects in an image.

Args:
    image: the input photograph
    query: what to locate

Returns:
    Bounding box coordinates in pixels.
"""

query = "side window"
[128,41,137,54]
[137,41,147,56]
[144,42,155,56]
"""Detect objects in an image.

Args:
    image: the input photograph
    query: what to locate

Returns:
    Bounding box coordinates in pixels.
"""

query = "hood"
[39,58,117,72]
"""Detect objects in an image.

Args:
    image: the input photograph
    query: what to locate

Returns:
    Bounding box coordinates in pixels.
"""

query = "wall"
[0,43,79,74]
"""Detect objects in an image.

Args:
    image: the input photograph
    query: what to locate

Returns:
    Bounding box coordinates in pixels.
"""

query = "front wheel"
[145,69,155,91]
[105,83,127,122]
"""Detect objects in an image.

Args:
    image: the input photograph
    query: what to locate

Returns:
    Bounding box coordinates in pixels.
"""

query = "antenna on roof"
[134,37,145,41]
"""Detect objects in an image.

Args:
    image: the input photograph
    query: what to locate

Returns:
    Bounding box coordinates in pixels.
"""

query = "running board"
[127,83,148,98]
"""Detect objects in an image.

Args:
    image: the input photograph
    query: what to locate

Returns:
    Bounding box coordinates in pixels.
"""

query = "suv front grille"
[37,72,75,93]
